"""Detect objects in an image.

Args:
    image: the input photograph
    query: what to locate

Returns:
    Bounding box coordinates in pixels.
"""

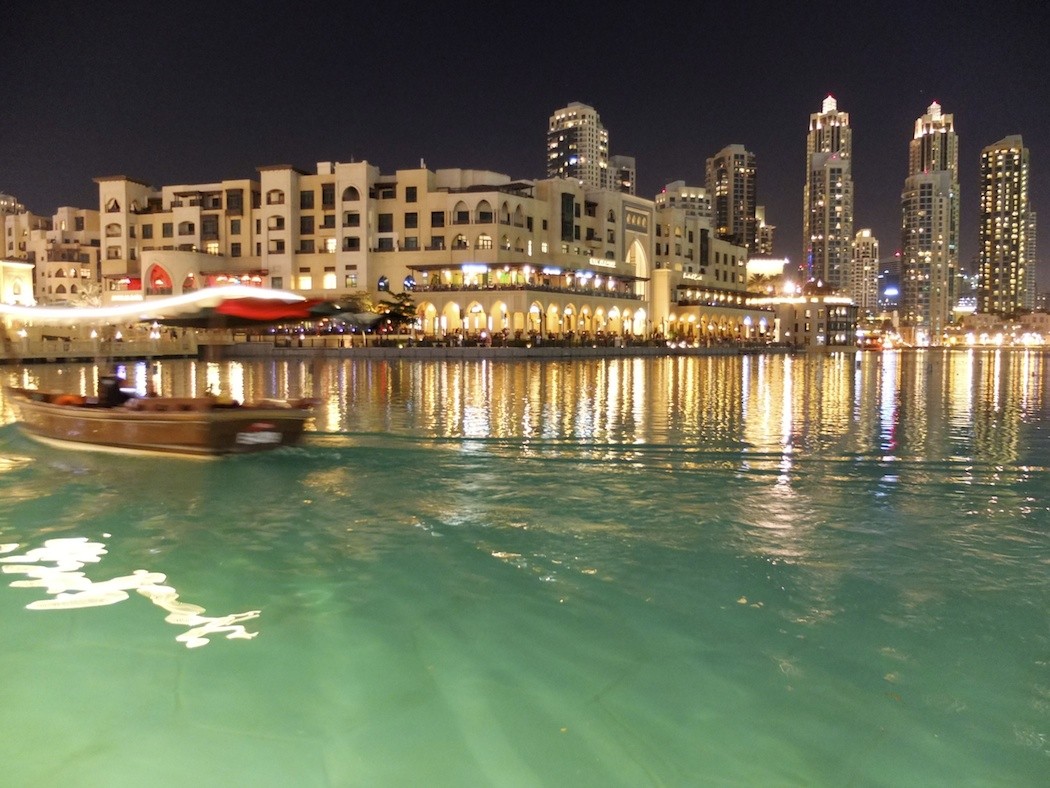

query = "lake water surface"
[0,350,1047,786]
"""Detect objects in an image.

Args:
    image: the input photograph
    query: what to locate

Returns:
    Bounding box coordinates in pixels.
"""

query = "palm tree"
[747,273,786,294]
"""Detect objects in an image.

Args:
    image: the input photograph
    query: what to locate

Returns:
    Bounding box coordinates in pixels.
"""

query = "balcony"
[415,281,641,301]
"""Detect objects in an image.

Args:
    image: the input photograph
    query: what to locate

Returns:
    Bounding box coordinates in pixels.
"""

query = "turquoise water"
[0,351,1047,786]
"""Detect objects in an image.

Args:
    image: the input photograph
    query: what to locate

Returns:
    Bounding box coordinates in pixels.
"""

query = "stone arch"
[499,201,511,224]
[489,299,510,335]
[342,186,360,201]
[417,301,439,336]
[105,223,121,237]
[266,189,285,205]
[146,264,173,295]
[464,300,487,334]
[625,238,649,299]
[527,302,544,335]
[545,303,561,337]
[474,200,493,223]
[628,307,648,336]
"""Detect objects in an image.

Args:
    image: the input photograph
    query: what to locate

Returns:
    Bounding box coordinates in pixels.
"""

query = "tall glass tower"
[900,102,959,345]
[803,96,854,290]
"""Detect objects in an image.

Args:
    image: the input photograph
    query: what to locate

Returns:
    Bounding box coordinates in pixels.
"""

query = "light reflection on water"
[0,350,1047,785]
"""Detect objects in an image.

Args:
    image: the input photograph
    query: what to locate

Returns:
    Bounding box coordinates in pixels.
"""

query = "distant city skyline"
[2,2,1045,283]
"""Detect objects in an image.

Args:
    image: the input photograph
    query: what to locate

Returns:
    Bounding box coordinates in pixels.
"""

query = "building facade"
[546,102,610,191]
[706,144,757,254]
[802,96,854,291]
[978,135,1030,316]
[755,205,775,256]
[607,155,637,195]
[1025,210,1037,310]
[900,102,959,344]
[850,229,880,317]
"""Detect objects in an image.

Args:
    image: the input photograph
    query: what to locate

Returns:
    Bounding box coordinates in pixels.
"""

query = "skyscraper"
[705,144,756,253]
[978,135,1030,316]
[850,229,880,317]
[1025,211,1037,310]
[756,206,775,256]
[803,96,854,291]
[547,102,609,190]
[900,101,959,344]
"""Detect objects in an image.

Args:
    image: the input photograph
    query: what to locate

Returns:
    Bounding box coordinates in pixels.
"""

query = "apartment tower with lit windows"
[978,135,1030,316]
[850,229,880,317]
[802,96,854,291]
[547,102,610,191]
[900,101,959,344]
[705,144,757,254]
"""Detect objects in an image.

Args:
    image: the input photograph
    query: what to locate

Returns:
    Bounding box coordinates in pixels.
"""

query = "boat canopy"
[0,285,339,327]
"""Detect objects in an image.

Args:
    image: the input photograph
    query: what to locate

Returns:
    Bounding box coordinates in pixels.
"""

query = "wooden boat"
[5,381,313,457]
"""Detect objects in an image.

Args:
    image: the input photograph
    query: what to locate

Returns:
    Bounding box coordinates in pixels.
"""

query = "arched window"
[500,235,511,251]
[178,221,195,235]
[266,189,285,205]
[476,233,493,250]
[342,186,360,201]
[475,200,493,224]
[452,201,470,225]
[403,275,416,290]
[147,265,173,295]
[607,210,616,223]
[182,274,196,292]
[105,223,121,237]
[452,234,468,250]
[55,284,67,294]
[105,198,120,212]
[55,269,66,278]
[377,275,389,292]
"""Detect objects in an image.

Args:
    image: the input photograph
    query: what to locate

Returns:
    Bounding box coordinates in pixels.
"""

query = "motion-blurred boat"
[5,380,313,457]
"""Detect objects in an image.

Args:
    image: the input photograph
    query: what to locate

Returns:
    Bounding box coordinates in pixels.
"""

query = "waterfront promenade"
[1,331,792,365]
[220,338,782,361]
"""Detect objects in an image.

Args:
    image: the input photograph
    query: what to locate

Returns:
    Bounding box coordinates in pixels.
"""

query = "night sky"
[4,1,1048,281]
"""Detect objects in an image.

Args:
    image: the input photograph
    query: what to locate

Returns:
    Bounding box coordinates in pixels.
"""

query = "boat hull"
[5,388,312,457]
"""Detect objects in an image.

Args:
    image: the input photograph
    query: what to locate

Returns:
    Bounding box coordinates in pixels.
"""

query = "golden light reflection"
[1,537,259,648]
[2,352,1045,468]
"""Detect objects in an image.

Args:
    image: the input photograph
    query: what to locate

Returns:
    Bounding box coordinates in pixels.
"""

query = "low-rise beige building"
[17,160,812,344]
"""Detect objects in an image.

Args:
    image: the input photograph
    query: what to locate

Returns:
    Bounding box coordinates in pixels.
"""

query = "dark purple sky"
[4,1,1048,281]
